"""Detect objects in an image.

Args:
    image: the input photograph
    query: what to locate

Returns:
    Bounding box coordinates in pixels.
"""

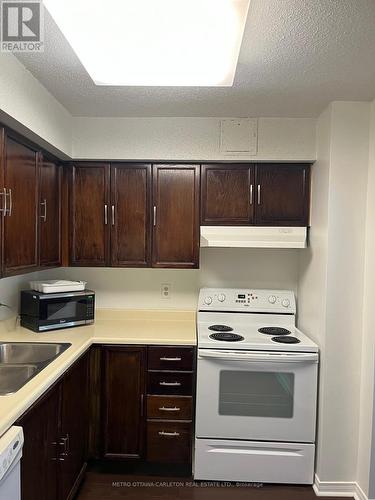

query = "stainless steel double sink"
[0,342,71,395]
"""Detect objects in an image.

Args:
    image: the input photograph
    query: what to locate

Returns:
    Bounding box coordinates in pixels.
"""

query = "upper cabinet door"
[152,164,200,268]
[3,135,39,276]
[255,164,310,226]
[110,164,151,267]
[201,164,255,225]
[39,156,61,267]
[70,163,110,266]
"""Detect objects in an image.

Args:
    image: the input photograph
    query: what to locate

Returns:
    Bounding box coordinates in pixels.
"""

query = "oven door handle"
[198,350,318,363]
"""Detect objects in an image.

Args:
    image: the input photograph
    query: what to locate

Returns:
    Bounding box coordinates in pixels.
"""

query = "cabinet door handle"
[7,189,12,216]
[158,431,180,437]
[40,199,47,222]
[153,206,157,226]
[104,204,108,225]
[51,441,65,461]
[0,188,6,217]
[159,357,182,362]
[159,381,181,386]
[59,434,70,455]
[257,184,261,205]
[159,406,181,412]
[250,184,253,205]
[111,205,115,226]
[140,394,144,417]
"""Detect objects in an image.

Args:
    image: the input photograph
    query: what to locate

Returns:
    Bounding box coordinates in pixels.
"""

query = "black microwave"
[20,289,95,332]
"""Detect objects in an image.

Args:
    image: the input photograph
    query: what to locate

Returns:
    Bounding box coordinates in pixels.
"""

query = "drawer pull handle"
[159,406,181,412]
[159,381,181,386]
[160,357,182,361]
[158,431,180,437]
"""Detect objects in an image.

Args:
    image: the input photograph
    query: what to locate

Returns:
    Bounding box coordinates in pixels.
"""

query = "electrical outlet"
[161,283,171,299]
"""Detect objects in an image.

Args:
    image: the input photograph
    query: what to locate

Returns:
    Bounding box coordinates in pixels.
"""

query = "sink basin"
[0,342,71,364]
[0,364,40,395]
[0,342,72,395]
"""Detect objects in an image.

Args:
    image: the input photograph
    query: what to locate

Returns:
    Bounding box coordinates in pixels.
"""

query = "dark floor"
[76,472,352,500]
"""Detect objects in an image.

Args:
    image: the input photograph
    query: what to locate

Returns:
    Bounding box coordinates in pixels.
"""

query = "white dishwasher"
[0,426,24,500]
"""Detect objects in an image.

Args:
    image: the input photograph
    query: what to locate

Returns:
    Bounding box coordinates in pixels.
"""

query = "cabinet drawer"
[147,421,192,463]
[147,396,192,420]
[148,346,194,371]
[148,372,193,395]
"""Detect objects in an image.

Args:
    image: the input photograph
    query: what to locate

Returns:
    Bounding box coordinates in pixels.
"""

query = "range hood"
[200,226,307,249]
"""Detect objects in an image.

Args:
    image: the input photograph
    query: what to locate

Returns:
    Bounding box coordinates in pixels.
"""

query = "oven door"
[38,293,94,330]
[195,349,318,443]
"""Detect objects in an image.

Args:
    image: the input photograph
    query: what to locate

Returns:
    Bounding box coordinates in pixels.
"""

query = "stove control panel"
[199,288,296,314]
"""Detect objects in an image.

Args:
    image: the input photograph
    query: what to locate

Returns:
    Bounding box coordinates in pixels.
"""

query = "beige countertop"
[0,309,196,438]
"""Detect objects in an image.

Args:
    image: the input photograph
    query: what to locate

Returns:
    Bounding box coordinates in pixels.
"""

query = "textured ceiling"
[16,0,375,118]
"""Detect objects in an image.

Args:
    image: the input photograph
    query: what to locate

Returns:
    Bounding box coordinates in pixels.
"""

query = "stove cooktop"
[197,312,318,352]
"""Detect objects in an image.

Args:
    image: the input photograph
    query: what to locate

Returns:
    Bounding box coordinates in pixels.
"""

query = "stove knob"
[282,299,290,308]
[204,296,213,305]
[217,293,226,302]
[268,295,277,304]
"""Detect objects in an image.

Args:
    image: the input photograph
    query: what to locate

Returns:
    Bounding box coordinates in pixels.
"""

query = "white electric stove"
[194,288,319,485]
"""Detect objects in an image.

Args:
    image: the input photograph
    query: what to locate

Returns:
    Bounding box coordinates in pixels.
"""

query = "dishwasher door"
[0,426,24,500]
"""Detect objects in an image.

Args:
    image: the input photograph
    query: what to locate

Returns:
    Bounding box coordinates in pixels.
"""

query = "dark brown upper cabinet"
[201,164,255,225]
[102,346,146,459]
[69,163,200,269]
[2,134,39,276]
[110,163,151,267]
[69,163,111,266]
[69,163,152,268]
[201,163,310,227]
[39,155,62,267]
[152,164,200,268]
[255,163,310,226]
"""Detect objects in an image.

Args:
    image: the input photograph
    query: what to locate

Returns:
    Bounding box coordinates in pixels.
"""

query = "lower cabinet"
[17,352,89,500]
[101,346,146,459]
[59,353,89,499]
[17,380,60,500]
[15,343,194,499]
[100,344,195,466]
[146,346,194,464]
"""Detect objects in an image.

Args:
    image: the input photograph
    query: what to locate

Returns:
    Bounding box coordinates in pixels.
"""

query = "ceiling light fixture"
[43,0,250,87]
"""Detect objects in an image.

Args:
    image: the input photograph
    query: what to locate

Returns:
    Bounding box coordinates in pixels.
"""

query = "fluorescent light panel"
[44,0,250,86]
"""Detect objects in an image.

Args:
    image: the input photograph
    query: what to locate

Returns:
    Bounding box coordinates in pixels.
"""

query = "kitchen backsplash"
[0,271,41,321]
[25,248,299,311]
[0,249,299,315]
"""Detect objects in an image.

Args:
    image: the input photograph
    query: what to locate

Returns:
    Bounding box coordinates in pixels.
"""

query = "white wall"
[0,54,316,162]
[0,272,40,323]
[72,117,316,161]
[298,106,331,482]
[36,248,299,310]
[0,54,316,164]
[299,102,370,485]
[298,106,331,345]
[357,99,375,499]
[0,53,72,158]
